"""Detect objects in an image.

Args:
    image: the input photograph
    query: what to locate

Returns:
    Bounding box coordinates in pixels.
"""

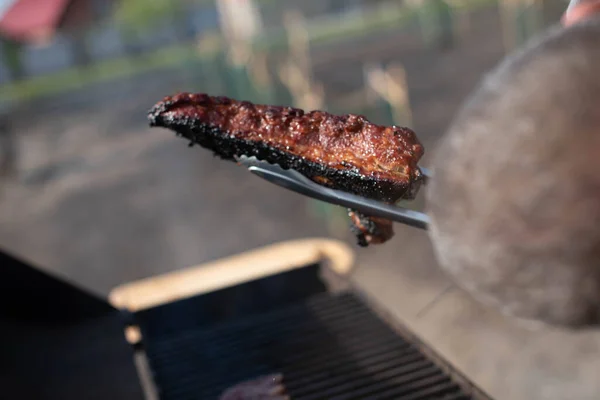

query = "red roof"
[0,0,71,43]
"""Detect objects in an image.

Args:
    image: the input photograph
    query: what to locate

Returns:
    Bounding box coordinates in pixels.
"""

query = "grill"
[135,280,489,400]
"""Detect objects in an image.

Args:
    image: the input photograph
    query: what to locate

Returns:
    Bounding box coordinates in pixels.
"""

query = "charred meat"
[219,374,289,400]
[348,210,395,246]
[149,93,425,246]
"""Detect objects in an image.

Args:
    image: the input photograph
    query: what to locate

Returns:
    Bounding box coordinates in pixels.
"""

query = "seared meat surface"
[348,210,395,246]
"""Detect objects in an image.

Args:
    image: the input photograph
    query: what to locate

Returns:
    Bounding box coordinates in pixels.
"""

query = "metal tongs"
[236,155,431,230]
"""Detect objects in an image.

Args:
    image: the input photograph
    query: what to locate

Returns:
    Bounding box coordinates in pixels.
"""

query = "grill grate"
[137,292,484,400]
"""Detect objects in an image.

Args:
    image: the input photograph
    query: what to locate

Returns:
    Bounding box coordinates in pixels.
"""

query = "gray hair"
[427,18,600,328]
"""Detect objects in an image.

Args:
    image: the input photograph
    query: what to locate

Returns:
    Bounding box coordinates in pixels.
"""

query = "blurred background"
[0,0,566,296]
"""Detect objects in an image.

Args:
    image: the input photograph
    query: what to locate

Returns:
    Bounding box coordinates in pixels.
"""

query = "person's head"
[427,17,600,328]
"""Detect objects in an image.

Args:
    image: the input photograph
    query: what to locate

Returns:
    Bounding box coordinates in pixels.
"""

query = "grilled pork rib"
[149,93,424,245]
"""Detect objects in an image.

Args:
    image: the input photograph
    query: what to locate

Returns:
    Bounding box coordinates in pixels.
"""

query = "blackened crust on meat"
[148,93,424,203]
[349,210,394,246]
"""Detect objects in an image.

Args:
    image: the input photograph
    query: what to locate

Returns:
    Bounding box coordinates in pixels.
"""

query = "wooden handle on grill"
[109,238,354,313]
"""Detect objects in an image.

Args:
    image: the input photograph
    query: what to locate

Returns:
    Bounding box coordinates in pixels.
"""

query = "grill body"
[134,264,491,400]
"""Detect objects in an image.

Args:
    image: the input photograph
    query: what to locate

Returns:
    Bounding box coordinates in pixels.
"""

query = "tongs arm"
[236,156,430,230]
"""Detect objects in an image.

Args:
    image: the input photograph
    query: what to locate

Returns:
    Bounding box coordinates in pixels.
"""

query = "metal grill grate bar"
[147,294,371,361]
[152,311,404,394]
[284,344,419,386]
[136,292,484,400]
[167,346,422,399]
[292,359,435,400]
[190,337,417,398]
[302,364,444,400]
[373,378,465,400]
[339,373,451,400]
[148,293,358,347]
[148,305,377,365]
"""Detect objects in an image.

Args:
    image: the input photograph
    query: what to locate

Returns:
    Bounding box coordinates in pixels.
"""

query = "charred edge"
[148,98,175,127]
[152,114,423,202]
[350,219,370,247]
[349,209,394,247]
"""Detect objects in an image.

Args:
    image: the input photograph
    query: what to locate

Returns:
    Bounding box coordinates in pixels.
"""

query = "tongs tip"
[420,166,432,180]
[235,155,429,230]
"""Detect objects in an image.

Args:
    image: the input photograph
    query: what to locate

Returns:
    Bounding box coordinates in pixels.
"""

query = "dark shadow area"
[0,248,144,400]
